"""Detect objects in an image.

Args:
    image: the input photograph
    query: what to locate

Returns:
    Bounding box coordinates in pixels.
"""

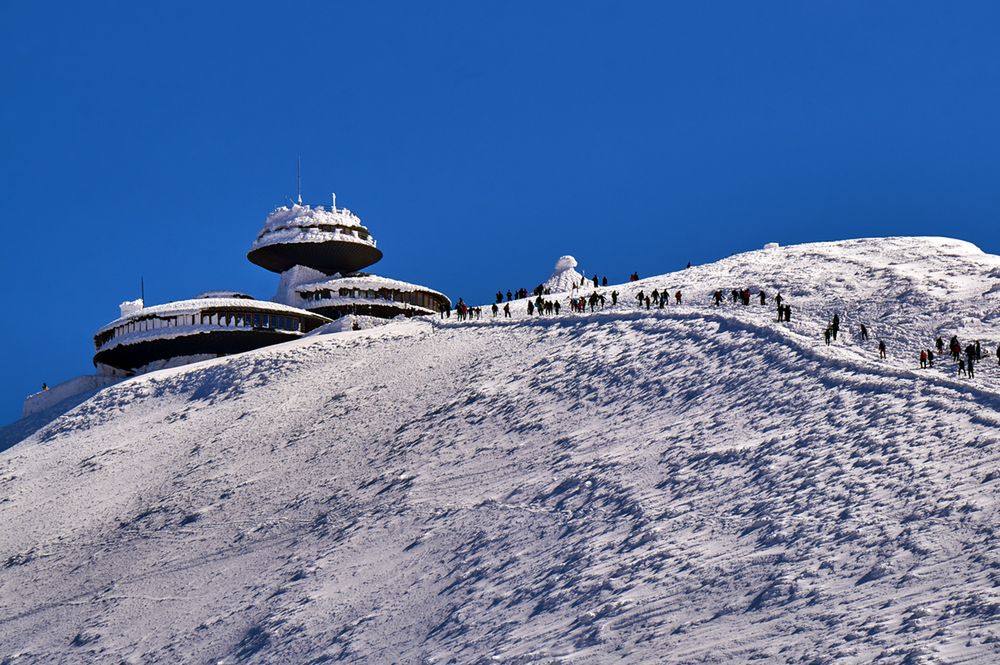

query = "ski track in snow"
[1,237,999,664]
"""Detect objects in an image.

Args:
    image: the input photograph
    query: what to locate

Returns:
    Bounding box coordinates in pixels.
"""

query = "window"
[253,314,261,328]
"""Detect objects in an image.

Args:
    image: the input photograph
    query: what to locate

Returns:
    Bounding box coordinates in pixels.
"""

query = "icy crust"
[96,298,323,335]
[251,204,376,251]
[295,274,449,300]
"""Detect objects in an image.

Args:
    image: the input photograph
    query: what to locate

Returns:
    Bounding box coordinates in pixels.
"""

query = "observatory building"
[249,195,451,321]
[91,192,450,376]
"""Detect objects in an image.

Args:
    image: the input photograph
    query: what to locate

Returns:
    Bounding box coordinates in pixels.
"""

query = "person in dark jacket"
[879,340,886,359]
[936,336,944,354]
[759,291,766,305]
[602,276,608,286]
[958,358,967,377]
[928,349,934,367]
[491,303,499,317]
[504,303,511,318]
[824,328,832,345]
[860,324,869,341]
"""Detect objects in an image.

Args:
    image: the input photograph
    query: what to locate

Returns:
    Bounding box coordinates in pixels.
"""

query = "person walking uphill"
[831,313,840,340]
[920,350,928,369]
[860,324,869,341]
[879,340,887,359]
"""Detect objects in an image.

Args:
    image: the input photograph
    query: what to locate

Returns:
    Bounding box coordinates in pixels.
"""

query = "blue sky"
[2,1,999,423]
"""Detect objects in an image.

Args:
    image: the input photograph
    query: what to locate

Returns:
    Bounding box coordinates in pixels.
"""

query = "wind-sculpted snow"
[1,237,999,663]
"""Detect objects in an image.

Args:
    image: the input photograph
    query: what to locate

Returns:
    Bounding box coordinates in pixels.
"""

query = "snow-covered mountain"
[2,237,1000,664]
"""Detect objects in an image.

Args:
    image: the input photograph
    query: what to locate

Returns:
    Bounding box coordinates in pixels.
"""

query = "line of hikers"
[451,292,1000,381]
[819,312,997,379]
[635,289,682,309]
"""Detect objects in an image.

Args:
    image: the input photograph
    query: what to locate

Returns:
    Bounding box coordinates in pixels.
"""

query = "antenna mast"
[141,276,145,303]
[296,157,302,204]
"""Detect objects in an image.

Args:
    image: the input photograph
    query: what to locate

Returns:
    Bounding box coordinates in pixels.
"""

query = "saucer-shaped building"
[93,295,330,375]
[247,203,382,275]
[92,191,448,376]
[249,198,450,320]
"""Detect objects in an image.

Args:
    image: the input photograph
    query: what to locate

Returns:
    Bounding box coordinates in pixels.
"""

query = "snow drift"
[2,236,1000,664]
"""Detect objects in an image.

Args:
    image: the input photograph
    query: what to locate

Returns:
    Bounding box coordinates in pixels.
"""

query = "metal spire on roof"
[296,157,302,205]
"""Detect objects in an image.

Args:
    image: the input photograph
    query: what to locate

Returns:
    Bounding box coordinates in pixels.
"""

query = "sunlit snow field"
[1,237,999,663]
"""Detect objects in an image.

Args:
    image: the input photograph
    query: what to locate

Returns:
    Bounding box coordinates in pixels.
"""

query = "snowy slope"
[2,237,1000,664]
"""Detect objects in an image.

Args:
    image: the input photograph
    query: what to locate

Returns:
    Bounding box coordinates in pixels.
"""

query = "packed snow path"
[1,237,999,663]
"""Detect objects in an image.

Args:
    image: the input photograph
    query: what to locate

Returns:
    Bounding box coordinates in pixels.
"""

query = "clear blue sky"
[2,1,999,423]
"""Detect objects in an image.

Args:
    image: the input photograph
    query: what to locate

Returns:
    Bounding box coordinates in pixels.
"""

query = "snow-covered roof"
[196,291,255,300]
[251,203,376,251]
[96,298,326,334]
[295,273,448,300]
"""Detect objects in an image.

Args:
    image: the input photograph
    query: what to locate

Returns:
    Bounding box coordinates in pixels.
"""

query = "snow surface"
[544,255,585,293]
[96,298,323,335]
[250,203,376,251]
[2,237,1000,663]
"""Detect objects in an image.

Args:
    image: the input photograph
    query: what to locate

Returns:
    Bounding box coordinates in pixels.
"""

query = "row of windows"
[302,287,442,310]
[261,223,373,244]
[95,311,303,348]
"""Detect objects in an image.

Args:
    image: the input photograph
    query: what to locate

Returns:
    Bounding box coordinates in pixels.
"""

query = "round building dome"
[247,202,383,275]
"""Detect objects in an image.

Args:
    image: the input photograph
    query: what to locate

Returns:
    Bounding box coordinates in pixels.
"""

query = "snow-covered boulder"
[543,255,585,293]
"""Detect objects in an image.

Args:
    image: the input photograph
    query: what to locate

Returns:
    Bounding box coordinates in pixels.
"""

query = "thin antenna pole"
[141,276,145,303]
[296,157,302,204]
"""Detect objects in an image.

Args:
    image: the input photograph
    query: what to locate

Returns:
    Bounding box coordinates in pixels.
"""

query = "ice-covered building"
[93,296,330,376]
[89,192,449,377]
[249,196,451,320]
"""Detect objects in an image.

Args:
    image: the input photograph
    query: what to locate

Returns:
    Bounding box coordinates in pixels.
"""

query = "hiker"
[935,337,943,354]
[860,324,869,341]
[636,290,645,306]
[651,289,660,305]
[675,290,682,305]
[831,313,840,340]
[554,301,560,315]
[611,290,618,306]
[969,357,976,378]
[491,303,499,317]
[824,328,832,345]
[503,303,511,318]
[496,291,503,304]
[506,290,513,302]
[920,350,927,368]
[997,345,1000,366]
[592,275,599,288]
[714,290,723,306]
[785,304,792,322]
[928,349,934,367]
[645,296,651,309]
[976,341,982,360]
[775,293,783,309]
[759,291,766,306]
[527,301,534,316]
[879,340,886,359]
[958,358,967,377]
[602,276,608,286]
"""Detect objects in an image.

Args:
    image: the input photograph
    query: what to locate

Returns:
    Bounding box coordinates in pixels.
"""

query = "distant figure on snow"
[824,328,832,345]
[928,349,934,367]
[860,324,869,341]
[920,350,927,368]
[675,290,682,305]
[504,303,511,318]
[602,276,608,286]
[759,291,766,306]
[878,340,887,359]
[611,290,619,306]
[936,336,944,354]
[958,358,967,377]
[491,303,499,317]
